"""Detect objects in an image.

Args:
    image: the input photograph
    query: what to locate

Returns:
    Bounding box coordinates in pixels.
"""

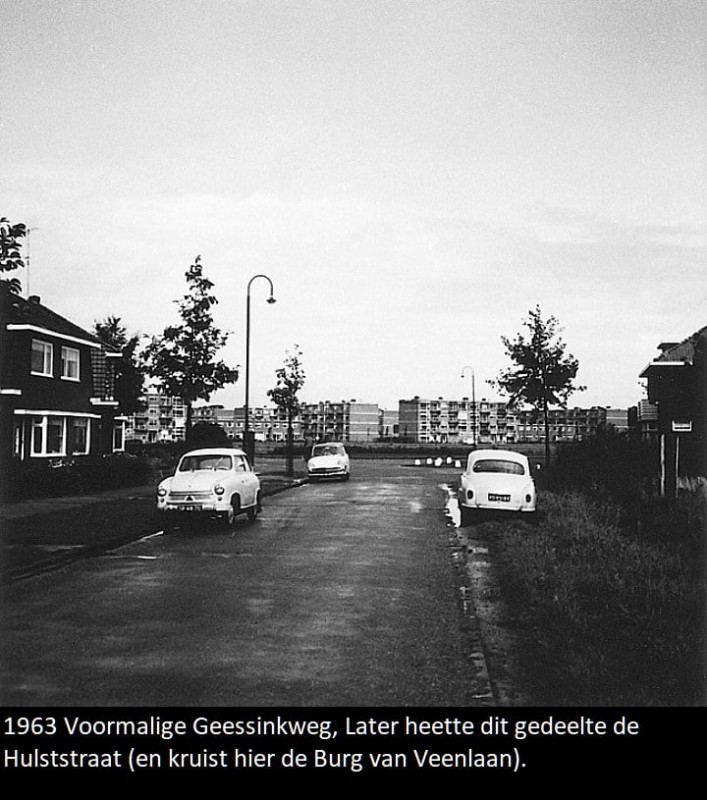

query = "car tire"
[342,472,350,481]
[224,496,239,528]
[247,492,260,522]
[162,517,177,534]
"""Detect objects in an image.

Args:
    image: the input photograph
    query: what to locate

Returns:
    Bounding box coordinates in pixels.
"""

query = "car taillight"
[467,489,474,500]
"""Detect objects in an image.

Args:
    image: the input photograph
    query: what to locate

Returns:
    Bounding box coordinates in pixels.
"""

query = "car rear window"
[472,459,525,475]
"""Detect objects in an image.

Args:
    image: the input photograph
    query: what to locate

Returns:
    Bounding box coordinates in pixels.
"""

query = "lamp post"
[245,274,276,464]
[461,366,476,447]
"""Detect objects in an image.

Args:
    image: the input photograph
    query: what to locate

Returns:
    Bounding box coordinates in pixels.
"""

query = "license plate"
[177,504,197,511]
[488,494,510,502]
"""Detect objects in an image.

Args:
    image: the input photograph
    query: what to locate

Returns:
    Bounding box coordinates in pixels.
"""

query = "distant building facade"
[300,400,379,443]
[125,392,186,443]
[398,396,630,445]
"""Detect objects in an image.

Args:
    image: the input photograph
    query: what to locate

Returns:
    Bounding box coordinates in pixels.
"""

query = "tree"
[268,345,305,477]
[492,305,584,467]
[186,421,231,449]
[142,256,237,431]
[0,217,27,295]
[93,316,147,415]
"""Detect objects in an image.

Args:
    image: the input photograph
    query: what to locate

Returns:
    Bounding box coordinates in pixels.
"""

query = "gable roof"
[2,292,120,352]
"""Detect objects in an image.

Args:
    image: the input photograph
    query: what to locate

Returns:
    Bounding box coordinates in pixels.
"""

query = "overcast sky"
[3,0,705,410]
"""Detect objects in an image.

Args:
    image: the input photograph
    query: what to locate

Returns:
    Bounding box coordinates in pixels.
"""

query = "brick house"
[640,325,707,494]
[0,291,125,496]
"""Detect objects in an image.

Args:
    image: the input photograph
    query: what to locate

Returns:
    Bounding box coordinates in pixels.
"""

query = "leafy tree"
[142,256,237,431]
[492,305,584,467]
[186,421,231,449]
[268,345,306,476]
[93,315,147,415]
[0,217,27,295]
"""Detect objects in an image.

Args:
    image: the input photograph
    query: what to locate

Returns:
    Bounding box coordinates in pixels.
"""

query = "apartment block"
[125,392,186,443]
[300,400,379,443]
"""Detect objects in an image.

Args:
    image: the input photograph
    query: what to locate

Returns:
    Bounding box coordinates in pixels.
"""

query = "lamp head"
[267,295,276,304]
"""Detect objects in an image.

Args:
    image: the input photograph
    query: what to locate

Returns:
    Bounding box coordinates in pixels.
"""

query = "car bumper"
[458,490,535,513]
[308,468,348,478]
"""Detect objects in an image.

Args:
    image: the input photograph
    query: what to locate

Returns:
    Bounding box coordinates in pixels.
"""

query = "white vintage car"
[156,448,261,531]
[457,449,536,524]
[307,442,350,482]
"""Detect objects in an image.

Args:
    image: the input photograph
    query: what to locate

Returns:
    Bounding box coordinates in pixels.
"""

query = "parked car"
[156,448,261,532]
[457,448,536,524]
[307,442,350,482]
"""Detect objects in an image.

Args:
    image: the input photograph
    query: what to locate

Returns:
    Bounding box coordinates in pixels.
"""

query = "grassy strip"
[495,490,705,705]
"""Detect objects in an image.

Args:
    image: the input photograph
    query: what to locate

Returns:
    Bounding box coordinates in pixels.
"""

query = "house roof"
[640,325,707,377]
[2,292,120,352]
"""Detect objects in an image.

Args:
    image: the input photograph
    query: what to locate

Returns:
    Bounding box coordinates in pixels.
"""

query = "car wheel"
[224,496,239,528]
[342,472,350,481]
[247,492,261,522]
[162,517,176,534]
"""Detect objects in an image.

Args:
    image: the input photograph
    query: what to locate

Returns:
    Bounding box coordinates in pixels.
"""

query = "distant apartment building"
[191,405,301,442]
[192,405,237,439]
[399,397,498,444]
[378,408,399,439]
[398,396,629,444]
[300,400,379,442]
[125,392,186,443]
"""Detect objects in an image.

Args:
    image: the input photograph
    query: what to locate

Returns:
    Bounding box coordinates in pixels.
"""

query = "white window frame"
[31,415,67,457]
[112,421,125,452]
[61,346,81,381]
[70,417,90,455]
[31,339,53,377]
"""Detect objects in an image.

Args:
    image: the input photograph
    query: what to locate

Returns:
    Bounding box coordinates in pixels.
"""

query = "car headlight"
[157,487,167,498]
[214,484,225,496]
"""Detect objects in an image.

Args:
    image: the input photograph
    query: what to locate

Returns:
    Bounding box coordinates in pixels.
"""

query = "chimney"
[28,295,41,304]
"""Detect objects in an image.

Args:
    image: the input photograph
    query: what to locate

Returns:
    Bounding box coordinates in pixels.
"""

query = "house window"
[31,340,53,376]
[113,422,125,452]
[71,418,89,455]
[61,346,80,381]
[31,415,66,456]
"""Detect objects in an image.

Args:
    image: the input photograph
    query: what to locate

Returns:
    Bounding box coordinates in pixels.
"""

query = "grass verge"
[493,489,705,705]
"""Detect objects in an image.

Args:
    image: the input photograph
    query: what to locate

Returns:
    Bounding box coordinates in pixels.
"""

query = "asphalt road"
[1,459,496,706]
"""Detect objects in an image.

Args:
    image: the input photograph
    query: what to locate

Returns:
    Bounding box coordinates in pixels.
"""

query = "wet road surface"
[1,460,497,706]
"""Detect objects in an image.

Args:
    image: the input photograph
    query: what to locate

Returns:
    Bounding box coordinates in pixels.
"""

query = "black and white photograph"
[1,0,704,747]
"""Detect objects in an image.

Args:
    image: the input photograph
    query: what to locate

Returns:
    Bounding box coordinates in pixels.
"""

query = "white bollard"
[434,457,443,467]
[455,460,462,468]
[414,458,421,466]
[426,458,433,465]
[446,456,452,464]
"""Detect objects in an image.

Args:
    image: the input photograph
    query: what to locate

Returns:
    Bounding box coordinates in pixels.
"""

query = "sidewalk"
[1,472,306,582]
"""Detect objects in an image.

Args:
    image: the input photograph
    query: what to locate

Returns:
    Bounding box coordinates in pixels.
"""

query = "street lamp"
[460,366,476,447]
[245,274,276,463]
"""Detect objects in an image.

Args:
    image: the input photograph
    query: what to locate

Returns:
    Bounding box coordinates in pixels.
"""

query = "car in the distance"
[307,442,350,482]
[457,448,536,524]
[156,447,261,531]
